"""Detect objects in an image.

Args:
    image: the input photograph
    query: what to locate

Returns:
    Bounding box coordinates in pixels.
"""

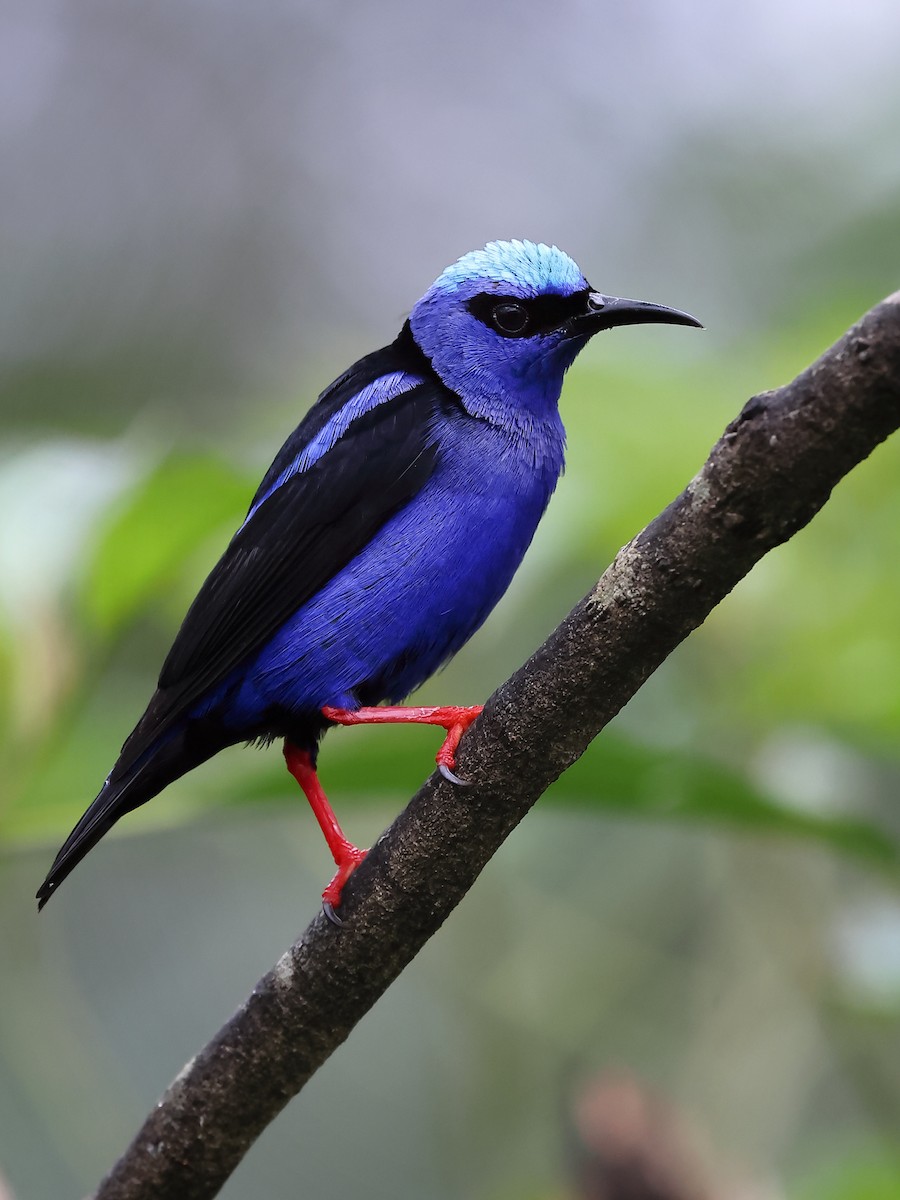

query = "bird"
[36,240,700,921]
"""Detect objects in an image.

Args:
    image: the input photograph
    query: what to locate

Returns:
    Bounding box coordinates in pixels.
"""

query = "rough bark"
[94,293,900,1199]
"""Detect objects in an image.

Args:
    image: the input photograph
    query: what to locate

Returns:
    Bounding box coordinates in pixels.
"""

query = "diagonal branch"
[94,293,900,1200]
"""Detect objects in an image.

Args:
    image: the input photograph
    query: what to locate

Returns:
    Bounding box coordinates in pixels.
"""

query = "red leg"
[283,742,367,920]
[321,704,482,778]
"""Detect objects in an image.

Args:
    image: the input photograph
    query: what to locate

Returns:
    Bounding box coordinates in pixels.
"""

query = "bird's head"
[409,240,700,423]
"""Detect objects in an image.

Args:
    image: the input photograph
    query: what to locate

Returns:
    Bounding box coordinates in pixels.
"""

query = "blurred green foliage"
[3,317,898,867]
[82,454,251,638]
[3,3,900,1195]
[2,302,900,1200]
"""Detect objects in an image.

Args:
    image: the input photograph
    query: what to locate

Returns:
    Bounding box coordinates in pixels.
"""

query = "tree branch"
[94,293,900,1200]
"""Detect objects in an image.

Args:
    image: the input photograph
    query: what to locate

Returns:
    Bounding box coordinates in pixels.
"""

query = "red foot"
[322,845,368,909]
[283,742,368,914]
[321,703,483,773]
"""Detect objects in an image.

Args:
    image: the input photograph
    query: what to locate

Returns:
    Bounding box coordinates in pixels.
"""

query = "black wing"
[119,379,445,770]
[250,320,434,510]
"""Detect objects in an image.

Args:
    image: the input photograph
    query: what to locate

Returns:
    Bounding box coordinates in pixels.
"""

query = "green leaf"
[795,1144,900,1200]
[149,727,898,873]
[80,453,250,637]
[551,735,899,868]
[7,713,894,877]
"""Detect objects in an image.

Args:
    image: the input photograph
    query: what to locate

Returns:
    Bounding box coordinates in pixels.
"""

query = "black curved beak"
[571,292,703,336]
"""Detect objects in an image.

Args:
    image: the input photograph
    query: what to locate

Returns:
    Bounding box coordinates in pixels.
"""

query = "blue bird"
[37,241,700,919]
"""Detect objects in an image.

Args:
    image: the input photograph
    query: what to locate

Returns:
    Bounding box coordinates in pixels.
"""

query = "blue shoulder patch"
[432,240,586,299]
[247,370,421,519]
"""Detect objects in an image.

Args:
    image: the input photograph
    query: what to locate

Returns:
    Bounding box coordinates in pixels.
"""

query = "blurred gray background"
[2,3,900,1198]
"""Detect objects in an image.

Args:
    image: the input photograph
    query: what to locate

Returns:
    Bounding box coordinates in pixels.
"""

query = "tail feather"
[36,722,229,909]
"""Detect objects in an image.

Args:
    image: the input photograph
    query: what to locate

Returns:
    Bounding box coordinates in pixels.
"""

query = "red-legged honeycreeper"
[37,241,700,921]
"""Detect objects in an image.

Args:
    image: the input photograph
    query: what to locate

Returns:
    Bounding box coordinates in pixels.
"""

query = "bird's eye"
[492,302,529,335]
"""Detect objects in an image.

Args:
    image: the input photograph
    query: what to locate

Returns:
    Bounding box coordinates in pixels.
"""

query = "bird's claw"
[319,843,367,927]
[439,761,471,787]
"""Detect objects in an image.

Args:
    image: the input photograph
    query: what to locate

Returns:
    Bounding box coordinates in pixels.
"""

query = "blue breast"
[216,403,565,727]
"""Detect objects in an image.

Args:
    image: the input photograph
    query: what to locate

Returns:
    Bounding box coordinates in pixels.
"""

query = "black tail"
[36,722,230,910]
